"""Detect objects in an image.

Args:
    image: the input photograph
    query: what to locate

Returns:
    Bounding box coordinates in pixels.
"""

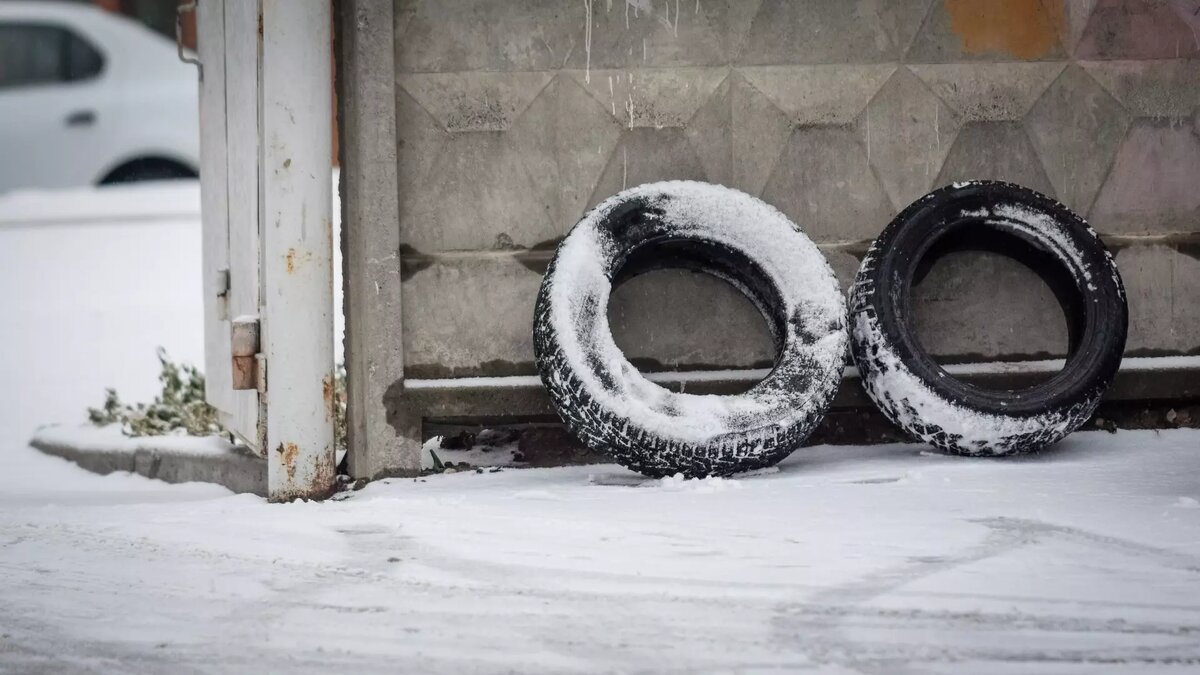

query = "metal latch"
[177,0,202,79]
[215,268,230,320]
[231,316,260,390]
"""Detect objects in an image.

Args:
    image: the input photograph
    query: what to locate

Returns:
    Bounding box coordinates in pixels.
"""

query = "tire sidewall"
[534,181,848,477]
[850,181,1127,456]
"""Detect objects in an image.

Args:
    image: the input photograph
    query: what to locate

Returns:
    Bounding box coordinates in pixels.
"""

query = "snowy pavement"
[2,181,1199,672]
[2,429,1198,673]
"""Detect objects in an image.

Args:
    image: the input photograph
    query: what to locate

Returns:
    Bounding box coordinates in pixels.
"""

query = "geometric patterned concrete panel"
[909,62,1065,120]
[738,66,896,125]
[863,67,963,211]
[910,249,1072,358]
[935,121,1056,196]
[1090,119,1200,234]
[1081,60,1200,118]
[1076,0,1200,60]
[1117,244,1200,354]
[393,0,1200,375]
[1024,64,1130,215]
[760,124,894,243]
[728,71,801,197]
[400,255,546,378]
[736,0,932,64]
[608,269,776,372]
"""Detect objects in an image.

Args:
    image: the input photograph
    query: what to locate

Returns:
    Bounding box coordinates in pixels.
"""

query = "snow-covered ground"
[2,181,1199,672]
[1,428,1199,672]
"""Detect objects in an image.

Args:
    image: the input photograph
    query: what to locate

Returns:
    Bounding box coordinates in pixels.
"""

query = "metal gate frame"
[198,0,336,501]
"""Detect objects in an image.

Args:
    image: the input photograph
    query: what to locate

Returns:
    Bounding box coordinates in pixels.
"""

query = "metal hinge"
[231,316,260,390]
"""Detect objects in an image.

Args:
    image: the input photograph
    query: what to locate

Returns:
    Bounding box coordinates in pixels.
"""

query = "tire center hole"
[607,268,777,395]
[909,232,1076,389]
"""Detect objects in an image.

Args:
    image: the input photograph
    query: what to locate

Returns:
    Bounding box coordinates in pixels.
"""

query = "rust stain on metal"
[284,248,313,274]
[273,441,337,501]
[232,356,256,390]
[943,0,1063,60]
[310,455,337,499]
[230,318,260,390]
[322,373,335,422]
[278,442,300,480]
[325,216,334,298]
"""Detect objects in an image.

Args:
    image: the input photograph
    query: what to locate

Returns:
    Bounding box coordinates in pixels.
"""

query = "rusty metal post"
[260,0,336,501]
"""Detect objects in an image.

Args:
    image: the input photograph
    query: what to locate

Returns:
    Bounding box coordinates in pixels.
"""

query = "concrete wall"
[391,0,1200,373]
[341,0,1200,475]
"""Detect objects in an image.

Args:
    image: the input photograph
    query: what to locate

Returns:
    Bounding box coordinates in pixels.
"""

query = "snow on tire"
[533,181,848,478]
[850,181,1127,457]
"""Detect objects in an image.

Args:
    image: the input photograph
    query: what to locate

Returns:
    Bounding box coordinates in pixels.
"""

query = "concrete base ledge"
[30,425,266,497]
[403,355,1200,423]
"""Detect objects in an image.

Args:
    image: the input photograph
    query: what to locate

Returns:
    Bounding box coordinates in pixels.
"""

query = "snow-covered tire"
[533,181,848,478]
[850,181,1127,456]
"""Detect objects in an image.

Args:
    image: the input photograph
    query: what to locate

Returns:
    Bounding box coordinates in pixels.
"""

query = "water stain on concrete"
[398,244,434,281]
[944,0,1064,60]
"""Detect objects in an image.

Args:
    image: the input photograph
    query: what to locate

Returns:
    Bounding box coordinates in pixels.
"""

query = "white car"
[0,1,199,194]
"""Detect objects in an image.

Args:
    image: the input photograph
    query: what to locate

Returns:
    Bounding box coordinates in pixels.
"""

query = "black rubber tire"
[849,181,1127,456]
[99,157,197,185]
[533,181,848,478]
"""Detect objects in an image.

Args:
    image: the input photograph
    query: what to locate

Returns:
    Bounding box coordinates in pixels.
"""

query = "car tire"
[533,181,848,478]
[849,181,1127,456]
[100,158,197,185]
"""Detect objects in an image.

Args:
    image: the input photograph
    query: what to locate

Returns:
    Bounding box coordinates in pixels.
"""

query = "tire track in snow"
[769,517,1200,669]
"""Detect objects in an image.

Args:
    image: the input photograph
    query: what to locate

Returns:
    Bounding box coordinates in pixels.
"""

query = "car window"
[0,23,104,90]
[65,28,104,81]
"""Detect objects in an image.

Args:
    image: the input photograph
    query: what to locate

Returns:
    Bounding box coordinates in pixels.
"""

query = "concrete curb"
[30,426,266,497]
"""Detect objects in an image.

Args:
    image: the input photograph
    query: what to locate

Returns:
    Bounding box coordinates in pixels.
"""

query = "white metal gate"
[196,0,336,501]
